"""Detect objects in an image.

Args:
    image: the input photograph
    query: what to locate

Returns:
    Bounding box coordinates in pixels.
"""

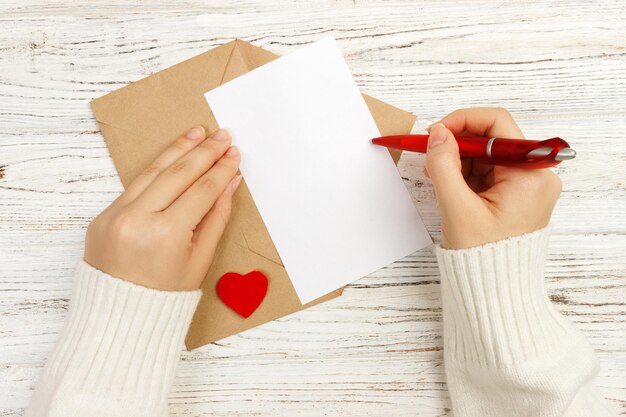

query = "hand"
[84,127,241,291]
[424,108,562,249]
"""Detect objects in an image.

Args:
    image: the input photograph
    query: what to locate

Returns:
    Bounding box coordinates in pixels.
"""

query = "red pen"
[371,134,575,169]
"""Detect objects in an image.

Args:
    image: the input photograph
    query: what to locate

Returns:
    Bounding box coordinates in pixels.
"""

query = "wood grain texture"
[1,1,625,415]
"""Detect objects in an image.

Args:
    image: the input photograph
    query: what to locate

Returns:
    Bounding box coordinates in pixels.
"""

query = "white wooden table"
[1,1,625,415]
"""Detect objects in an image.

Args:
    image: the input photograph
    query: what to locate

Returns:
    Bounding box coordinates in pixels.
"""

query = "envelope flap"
[235,39,280,69]
[91,41,236,186]
[92,40,235,130]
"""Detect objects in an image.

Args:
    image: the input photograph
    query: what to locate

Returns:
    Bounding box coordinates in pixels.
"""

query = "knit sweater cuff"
[35,261,201,412]
[436,227,583,368]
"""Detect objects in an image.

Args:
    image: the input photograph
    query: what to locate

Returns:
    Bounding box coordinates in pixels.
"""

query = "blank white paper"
[205,37,431,304]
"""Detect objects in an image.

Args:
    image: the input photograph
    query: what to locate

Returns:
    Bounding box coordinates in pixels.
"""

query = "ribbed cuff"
[35,261,201,413]
[436,227,583,368]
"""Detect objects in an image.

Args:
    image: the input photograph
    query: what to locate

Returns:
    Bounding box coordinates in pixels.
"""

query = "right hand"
[424,108,562,249]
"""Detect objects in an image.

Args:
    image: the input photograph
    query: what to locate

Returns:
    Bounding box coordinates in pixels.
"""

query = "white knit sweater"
[26,227,615,416]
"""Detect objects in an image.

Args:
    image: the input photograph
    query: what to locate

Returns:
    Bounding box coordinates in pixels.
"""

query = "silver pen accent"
[486,137,496,158]
[526,147,577,161]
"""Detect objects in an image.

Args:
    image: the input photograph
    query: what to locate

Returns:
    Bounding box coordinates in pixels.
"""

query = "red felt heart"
[216,271,268,318]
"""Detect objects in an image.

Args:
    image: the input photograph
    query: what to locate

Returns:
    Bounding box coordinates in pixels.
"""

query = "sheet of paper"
[205,37,431,304]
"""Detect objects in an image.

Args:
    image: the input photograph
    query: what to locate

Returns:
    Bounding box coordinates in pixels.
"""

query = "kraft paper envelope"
[91,39,416,350]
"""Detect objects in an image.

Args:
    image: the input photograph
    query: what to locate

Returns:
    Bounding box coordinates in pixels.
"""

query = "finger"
[484,168,497,188]
[438,108,525,139]
[123,126,207,203]
[466,175,490,193]
[461,157,472,178]
[424,123,477,215]
[167,146,241,227]
[190,174,243,276]
[471,159,494,178]
[137,129,232,211]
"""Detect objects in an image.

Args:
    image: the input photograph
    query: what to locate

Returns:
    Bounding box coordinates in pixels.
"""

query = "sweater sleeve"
[26,261,201,417]
[436,227,617,417]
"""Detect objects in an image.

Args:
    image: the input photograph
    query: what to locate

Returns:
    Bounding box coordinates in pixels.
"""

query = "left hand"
[84,127,241,291]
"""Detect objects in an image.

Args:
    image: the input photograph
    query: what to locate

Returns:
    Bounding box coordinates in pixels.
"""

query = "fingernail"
[225,146,239,158]
[213,129,230,141]
[428,123,447,149]
[426,119,443,132]
[185,126,205,140]
[230,174,243,193]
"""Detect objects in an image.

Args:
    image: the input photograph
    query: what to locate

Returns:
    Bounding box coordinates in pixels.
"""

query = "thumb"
[425,123,474,210]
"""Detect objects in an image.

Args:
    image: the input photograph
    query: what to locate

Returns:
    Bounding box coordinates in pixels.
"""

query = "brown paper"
[91,39,416,349]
